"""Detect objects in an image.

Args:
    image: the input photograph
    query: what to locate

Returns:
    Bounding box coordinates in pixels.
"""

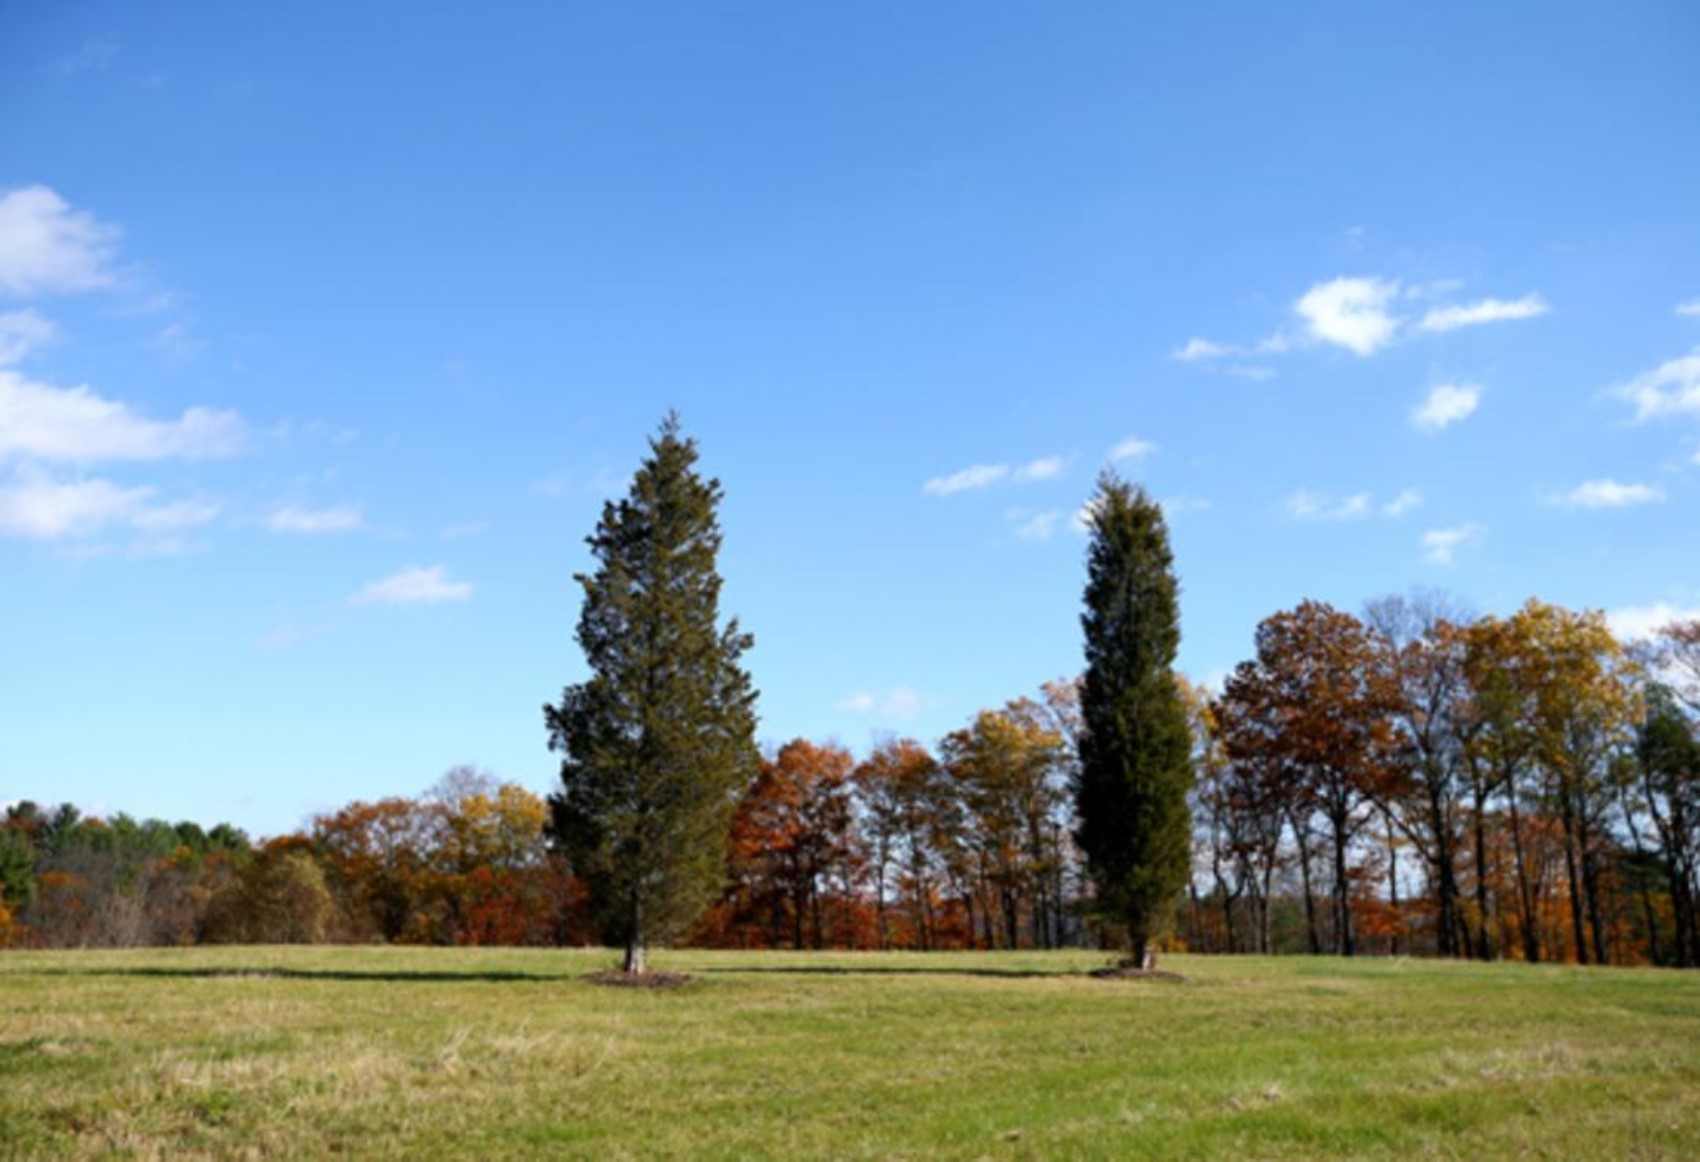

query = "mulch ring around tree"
[583,970,696,989]
[1089,964,1187,983]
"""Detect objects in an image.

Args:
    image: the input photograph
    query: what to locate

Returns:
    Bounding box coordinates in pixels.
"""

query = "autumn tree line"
[4,597,1695,967]
[1196,597,1700,969]
[0,415,1691,969]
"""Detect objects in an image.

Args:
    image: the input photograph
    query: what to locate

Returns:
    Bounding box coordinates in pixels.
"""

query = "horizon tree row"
[6,599,1694,965]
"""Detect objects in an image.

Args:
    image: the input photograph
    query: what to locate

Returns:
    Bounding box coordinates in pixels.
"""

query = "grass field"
[2,947,1697,1159]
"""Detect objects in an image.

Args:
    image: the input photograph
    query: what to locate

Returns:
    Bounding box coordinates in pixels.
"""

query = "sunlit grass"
[2,947,1697,1158]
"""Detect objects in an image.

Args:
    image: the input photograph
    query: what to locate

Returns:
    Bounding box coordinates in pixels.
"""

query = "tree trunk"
[1472,786,1495,960]
[625,893,647,974]
[1332,818,1356,957]
[1559,798,1589,965]
[1506,783,1541,964]
[1297,835,1321,955]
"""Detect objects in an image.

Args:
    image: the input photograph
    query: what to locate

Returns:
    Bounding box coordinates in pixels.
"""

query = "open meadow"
[1,948,1697,1159]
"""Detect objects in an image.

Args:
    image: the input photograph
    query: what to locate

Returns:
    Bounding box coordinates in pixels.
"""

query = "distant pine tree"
[1075,474,1194,968]
[544,414,759,974]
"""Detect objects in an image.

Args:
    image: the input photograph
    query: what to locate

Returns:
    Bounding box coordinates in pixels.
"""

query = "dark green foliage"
[544,415,759,971]
[0,825,34,909]
[1074,474,1194,965]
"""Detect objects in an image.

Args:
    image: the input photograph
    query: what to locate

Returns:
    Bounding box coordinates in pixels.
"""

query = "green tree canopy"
[1075,475,1194,968]
[545,414,759,974]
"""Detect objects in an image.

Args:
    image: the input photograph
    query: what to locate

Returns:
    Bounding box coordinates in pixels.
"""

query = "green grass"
[2,947,1697,1159]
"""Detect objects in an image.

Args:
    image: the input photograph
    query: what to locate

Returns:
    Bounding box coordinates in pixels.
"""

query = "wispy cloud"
[0,310,54,365]
[0,466,218,539]
[923,456,1064,496]
[1382,489,1424,517]
[1286,489,1372,521]
[58,40,119,75]
[1296,277,1401,356]
[1613,349,1700,422]
[1173,337,1229,362]
[1013,456,1066,482]
[923,463,1008,495]
[1178,278,1550,366]
[836,687,921,720]
[1007,508,1062,540]
[350,565,473,606]
[1552,479,1664,509]
[0,186,120,297]
[1418,294,1548,333]
[1109,437,1156,462]
[0,369,245,463]
[1287,487,1421,522]
[1422,524,1483,566]
[267,504,363,534]
[1412,383,1482,432]
[1674,301,1700,318]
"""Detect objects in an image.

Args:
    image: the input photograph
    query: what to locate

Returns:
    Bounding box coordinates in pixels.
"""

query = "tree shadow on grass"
[691,965,1097,980]
[6,962,1130,985]
[7,966,580,984]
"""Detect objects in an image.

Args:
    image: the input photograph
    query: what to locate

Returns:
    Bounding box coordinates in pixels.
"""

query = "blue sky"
[3,2,1698,836]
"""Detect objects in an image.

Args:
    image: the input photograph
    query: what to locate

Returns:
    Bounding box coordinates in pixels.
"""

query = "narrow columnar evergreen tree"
[1075,474,1194,968]
[544,414,759,974]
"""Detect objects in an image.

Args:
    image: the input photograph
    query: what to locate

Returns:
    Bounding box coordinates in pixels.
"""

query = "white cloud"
[1614,349,1700,422]
[1009,508,1062,540]
[1553,479,1664,509]
[441,520,489,539]
[923,463,1008,495]
[1412,383,1482,433]
[351,565,473,606]
[1173,337,1229,362]
[1225,365,1275,381]
[1418,294,1549,333]
[1013,456,1066,482]
[925,456,1065,495]
[268,504,363,534]
[0,186,119,297]
[1422,524,1483,566]
[837,687,921,720]
[1295,277,1400,356]
[1287,489,1372,521]
[0,369,245,463]
[1383,489,1424,517]
[0,310,54,365]
[1673,301,1700,318]
[0,467,218,539]
[1606,602,1700,643]
[1109,437,1156,462]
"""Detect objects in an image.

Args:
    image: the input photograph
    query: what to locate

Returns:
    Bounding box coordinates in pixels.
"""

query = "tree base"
[583,970,694,989]
[1089,964,1187,983]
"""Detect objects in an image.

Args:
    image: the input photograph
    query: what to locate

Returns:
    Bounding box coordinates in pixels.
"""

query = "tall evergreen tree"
[1075,475,1194,968]
[544,415,759,974]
